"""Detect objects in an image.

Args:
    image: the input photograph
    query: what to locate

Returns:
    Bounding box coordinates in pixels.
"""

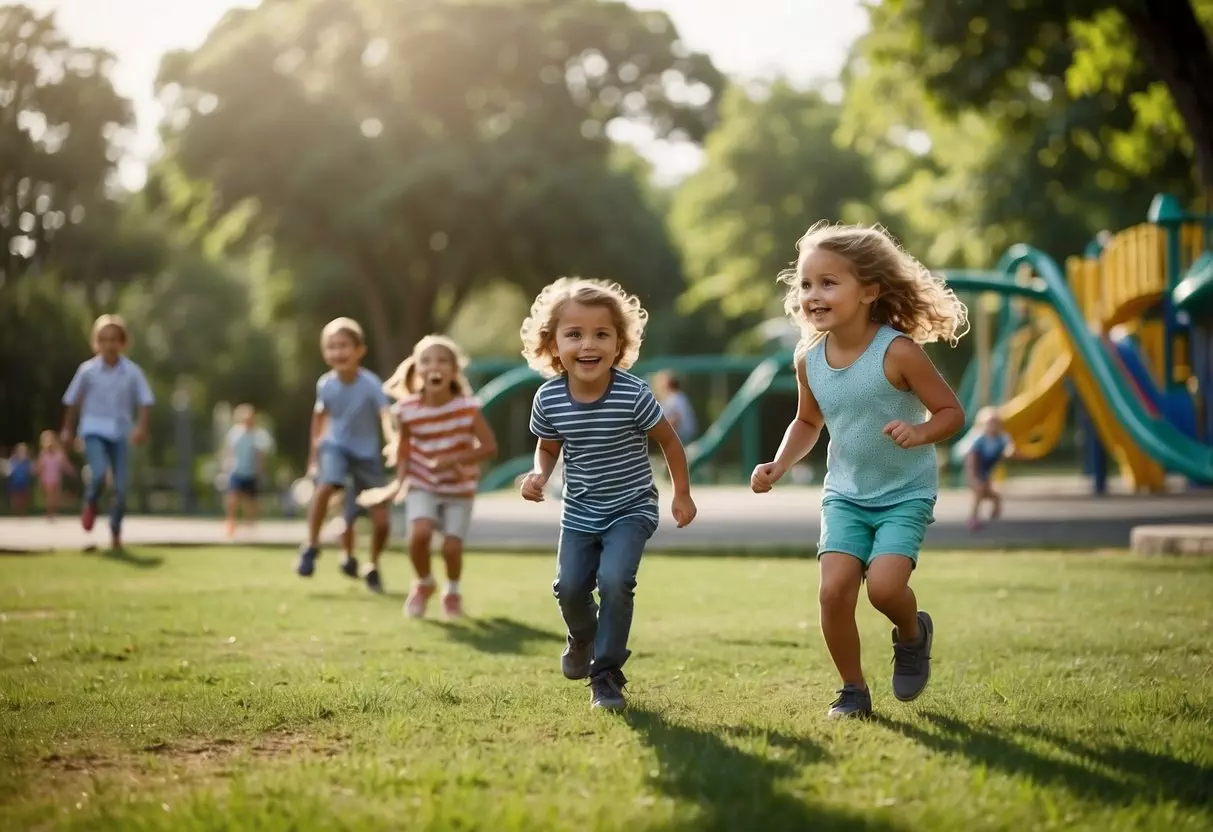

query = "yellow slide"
[997,310,1166,491]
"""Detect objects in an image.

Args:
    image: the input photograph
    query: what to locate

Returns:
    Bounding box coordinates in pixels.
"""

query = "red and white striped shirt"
[395,394,482,496]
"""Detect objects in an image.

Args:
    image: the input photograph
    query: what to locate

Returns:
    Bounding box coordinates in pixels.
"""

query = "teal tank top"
[804,325,938,507]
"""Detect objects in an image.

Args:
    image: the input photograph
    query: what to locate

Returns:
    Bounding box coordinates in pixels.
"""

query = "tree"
[669,82,876,349]
[878,0,1213,193]
[156,0,724,372]
[0,3,134,285]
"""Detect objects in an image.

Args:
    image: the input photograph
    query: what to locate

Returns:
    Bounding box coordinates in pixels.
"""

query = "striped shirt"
[530,369,664,534]
[62,356,155,441]
[396,394,482,497]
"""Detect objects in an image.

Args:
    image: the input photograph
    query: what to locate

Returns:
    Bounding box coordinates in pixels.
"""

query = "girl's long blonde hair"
[779,221,969,361]
[519,277,648,378]
[380,335,473,463]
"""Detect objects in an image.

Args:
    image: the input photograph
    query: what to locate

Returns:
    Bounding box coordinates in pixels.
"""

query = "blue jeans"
[83,435,129,534]
[552,517,654,676]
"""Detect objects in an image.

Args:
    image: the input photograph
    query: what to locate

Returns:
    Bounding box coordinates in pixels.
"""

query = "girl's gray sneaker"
[561,636,592,680]
[892,610,934,701]
[828,684,872,719]
[589,668,627,710]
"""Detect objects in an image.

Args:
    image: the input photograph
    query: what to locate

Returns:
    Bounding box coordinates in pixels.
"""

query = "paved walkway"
[3,479,1211,554]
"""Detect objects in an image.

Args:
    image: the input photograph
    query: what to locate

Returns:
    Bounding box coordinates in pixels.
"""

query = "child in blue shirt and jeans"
[518,278,697,711]
[61,314,155,550]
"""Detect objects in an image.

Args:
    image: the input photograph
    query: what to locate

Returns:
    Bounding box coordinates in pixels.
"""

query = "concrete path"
[3,479,1211,554]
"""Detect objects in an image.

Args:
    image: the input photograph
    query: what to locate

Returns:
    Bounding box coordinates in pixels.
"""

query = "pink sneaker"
[966,518,982,532]
[81,502,97,532]
[442,592,463,619]
[404,581,436,618]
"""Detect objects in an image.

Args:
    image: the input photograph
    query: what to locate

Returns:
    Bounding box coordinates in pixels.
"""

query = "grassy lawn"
[1,546,1211,831]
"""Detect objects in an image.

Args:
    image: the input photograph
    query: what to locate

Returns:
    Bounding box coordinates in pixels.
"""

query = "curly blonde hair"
[779,221,969,361]
[519,278,648,378]
[383,334,473,400]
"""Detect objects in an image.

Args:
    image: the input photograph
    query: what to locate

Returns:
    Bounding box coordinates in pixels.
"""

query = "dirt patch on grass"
[0,609,75,622]
[35,731,343,791]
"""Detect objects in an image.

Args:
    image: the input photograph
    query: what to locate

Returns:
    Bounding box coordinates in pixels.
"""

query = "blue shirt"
[805,326,939,507]
[530,368,665,534]
[62,356,155,441]
[662,390,698,441]
[971,432,1011,479]
[226,425,273,477]
[314,368,389,461]
[8,458,32,490]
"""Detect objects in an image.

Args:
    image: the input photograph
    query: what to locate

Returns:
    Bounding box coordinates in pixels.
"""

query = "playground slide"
[995,245,1213,483]
[1173,252,1213,318]
[684,354,789,473]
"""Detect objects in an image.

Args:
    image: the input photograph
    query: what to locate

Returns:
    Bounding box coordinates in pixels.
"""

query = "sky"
[31,0,868,188]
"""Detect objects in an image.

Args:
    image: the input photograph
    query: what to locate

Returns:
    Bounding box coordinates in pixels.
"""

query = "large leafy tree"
[156,0,724,371]
[669,83,876,349]
[878,0,1213,194]
[0,3,135,286]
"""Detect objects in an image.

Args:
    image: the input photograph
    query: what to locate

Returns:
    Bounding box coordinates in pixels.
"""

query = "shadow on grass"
[873,711,1213,810]
[83,546,164,569]
[423,616,563,655]
[625,708,903,831]
[309,589,406,601]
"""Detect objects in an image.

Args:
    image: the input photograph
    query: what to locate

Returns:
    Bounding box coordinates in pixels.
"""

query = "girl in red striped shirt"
[385,335,498,619]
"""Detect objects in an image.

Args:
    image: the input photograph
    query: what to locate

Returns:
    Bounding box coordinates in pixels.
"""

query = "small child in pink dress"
[36,430,76,521]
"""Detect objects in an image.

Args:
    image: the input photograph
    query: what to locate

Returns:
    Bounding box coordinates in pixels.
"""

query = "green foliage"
[669,83,875,350]
[155,0,724,371]
[0,3,133,285]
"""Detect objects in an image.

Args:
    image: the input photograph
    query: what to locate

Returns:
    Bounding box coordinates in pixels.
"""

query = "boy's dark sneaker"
[561,636,593,680]
[891,610,934,702]
[827,684,872,719]
[364,568,383,594]
[589,668,628,711]
[340,554,359,578]
[296,545,319,577]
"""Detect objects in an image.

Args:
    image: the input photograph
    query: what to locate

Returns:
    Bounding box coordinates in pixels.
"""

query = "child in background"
[385,335,498,619]
[61,314,155,549]
[296,317,394,592]
[965,406,1015,531]
[751,221,967,719]
[223,404,273,538]
[7,444,33,516]
[653,371,698,444]
[519,278,697,711]
[36,431,75,520]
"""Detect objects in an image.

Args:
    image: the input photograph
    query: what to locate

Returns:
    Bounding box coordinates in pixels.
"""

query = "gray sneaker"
[589,669,628,711]
[827,684,872,719]
[561,636,592,680]
[891,610,933,701]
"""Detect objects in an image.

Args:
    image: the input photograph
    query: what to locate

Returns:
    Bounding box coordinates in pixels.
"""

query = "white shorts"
[405,489,474,540]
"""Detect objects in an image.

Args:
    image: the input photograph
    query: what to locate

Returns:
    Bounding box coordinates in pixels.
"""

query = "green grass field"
[1,546,1211,831]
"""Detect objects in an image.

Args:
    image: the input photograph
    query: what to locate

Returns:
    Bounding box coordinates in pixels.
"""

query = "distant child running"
[519,278,698,711]
[751,222,967,719]
[61,314,155,549]
[965,407,1015,531]
[381,335,499,619]
[223,404,273,538]
[296,317,394,592]
[36,431,75,520]
[7,443,33,516]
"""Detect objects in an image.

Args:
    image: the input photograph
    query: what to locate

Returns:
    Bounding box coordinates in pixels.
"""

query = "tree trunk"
[1121,0,1213,190]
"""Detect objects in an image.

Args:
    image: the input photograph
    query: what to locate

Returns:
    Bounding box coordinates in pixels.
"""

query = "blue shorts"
[818,497,935,568]
[228,474,258,496]
[317,446,386,493]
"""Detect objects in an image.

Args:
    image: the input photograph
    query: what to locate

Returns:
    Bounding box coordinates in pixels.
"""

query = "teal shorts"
[818,497,936,568]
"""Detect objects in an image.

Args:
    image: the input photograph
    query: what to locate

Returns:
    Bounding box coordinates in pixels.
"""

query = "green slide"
[1174,252,1213,319]
[948,251,1213,482]
[684,352,792,474]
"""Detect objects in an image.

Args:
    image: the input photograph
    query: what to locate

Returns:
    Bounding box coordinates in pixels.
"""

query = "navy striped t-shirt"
[530,368,664,534]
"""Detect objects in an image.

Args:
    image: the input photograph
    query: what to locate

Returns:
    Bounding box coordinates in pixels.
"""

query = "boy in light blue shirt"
[295,317,394,593]
[223,403,274,538]
[61,314,154,550]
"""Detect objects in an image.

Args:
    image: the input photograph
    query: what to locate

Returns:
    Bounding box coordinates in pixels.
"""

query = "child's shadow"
[83,545,163,569]
[872,711,1213,809]
[424,616,563,655]
[625,707,903,831]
